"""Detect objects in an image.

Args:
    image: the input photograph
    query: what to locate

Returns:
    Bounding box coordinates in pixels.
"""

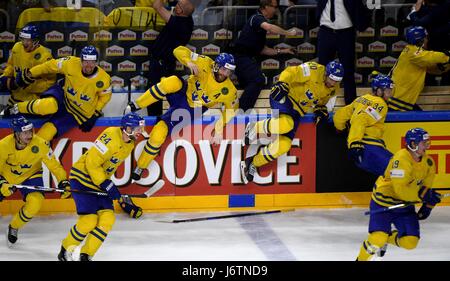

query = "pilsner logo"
[354,73,363,84]
[355,42,363,53]
[111,76,125,87]
[285,58,303,67]
[286,27,304,38]
[275,43,292,50]
[309,27,319,38]
[392,40,407,52]
[186,44,196,53]
[214,28,232,40]
[201,44,220,55]
[357,27,375,37]
[261,59,279,70]
[142,29,159,40]
[380,56,397,67]
[45,30,64,42]
[297,42,315,54]
[131,75,147,85]
[273,74,280,84]
[118,60,136,72]
[266,30,280,39]
[131,45,148,56]
[99,61,112,72]
[142,61,150,71]
[118,29,137,41]
[69,30,88,41]
[368,41,387,52]
[191,28,208,40]
[57,46,73,57]
[0,31,15,42]
[356,56,375,68]
[106,45,124,56]
[381,25,398,37]
[93,30,112,41]
[176,61,184,71]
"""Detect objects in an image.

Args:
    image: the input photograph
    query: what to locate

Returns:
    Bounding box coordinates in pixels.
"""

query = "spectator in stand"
[316,0,371,105]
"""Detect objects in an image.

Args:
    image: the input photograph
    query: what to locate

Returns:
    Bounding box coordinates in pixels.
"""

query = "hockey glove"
[79,110,102,132]
[99,179,121,200]
[58,180,72,199]
[0,76,18,91]
[131,167,143,181]
[0,177,17,201]
[119,196,143,219]
[418,186,441,206]
[417,204,433,220]
[313,106,329,124]
[270,81,290,102]
[348,141,365,164]
[15,68,35,88]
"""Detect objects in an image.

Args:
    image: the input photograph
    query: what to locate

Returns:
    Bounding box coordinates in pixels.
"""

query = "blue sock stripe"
[89,230,105,242]
[70,228,85,242]
[94,227,108,237]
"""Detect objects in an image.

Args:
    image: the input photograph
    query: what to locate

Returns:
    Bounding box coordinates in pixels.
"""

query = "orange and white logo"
[357,27,375,37]
[380,56,397,67]
[191,28,208,40]
[392,40,407,52]
[273,74,280,84]
[99,61,112,72]
[106,45,125,56]
[356,56,375,68]
[57,46,73,57]
[130,45,149,56]
[111,75,125,87]
[69,30,88,42]
[285,58,303,68]
[118,60,136,72]
[142,29,159,40]
[201,44,220,55]
[286,27,304,38]
[45,30,64,42]
[118,29,137,41]
[381,25,398,37]
[354,72,363,84]
[186,44,197,53]
[368,41,387,52]
[266,30,281,39]
[214,28,232,40]
[93,30,112,41]
[261,59,280,70]
[355,42,363,53]
[0,31,15,42]
[309,27,319,38]
[297,42,315,54]
[142,61,150,72]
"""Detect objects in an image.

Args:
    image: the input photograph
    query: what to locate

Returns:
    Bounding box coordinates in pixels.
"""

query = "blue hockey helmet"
[121,112,145,129]
[80,45,99,61]
[11,115,33,133]
[325,61,344,82]
[405,26,427,45]
[215,53,236,71]
[405,128,430,150]
[371,73,394,91]
[19,24,39,41]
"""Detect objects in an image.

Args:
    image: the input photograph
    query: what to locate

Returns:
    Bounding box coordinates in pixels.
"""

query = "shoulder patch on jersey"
[300,63,311,77]
[96,81,104,88]
[427,158,433,167]
[34,53,41,60]
[94,139,108,155]
[390,169,405,178]
[365,106,382,121]
[31,145,39,154]
[190,52,199,61]
[221,87,228,95]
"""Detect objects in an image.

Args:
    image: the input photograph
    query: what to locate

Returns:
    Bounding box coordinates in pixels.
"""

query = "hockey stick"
[14,179,165,199]
[168,208,295,223]
[364,193,450,216]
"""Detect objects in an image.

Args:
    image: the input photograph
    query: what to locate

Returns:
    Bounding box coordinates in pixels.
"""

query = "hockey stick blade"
[128,179,165,198]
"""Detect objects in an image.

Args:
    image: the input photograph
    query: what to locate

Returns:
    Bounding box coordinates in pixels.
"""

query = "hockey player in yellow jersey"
[0,116,69,247]
[58,113,145,261]
[389,26,449,111]
[0,24,55,106]
[333,73,394,176]
[10,45,111,142]
[126,45,238,180]
[356,128,441,261]
[240,61,343,183]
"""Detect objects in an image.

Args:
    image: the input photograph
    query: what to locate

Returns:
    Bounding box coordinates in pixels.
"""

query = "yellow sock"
[255,115,294,135]
[10,192,44,229]
[17,97,58,115]
[388,230,419,250]
[36,122,58,142]
[137,120,168,169]
[62,214,98,250]
[356,231,389,261]
[136,76,182,108]
[81,210,115,257]
[253,135,292,167]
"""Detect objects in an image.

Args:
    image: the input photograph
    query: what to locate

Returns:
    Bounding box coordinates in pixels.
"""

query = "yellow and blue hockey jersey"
[70,127,135,191]
[0,134,67,184]
[29,56,112,125]
[372,148,436,207]
[2,42,55,103]
[334,93,388,148]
